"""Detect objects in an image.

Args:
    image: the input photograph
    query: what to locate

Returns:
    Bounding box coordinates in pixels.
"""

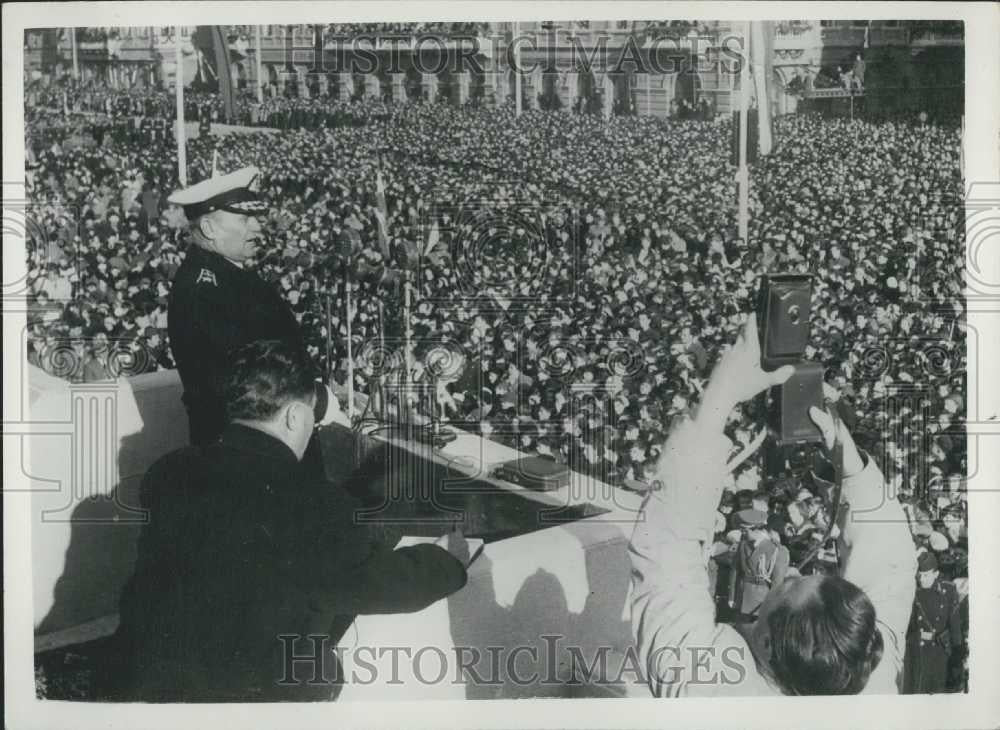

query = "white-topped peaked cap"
[167,166,268,220]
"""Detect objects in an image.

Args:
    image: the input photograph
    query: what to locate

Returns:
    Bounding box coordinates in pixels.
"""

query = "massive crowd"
[24,82,968,684]
[27,82,393,126]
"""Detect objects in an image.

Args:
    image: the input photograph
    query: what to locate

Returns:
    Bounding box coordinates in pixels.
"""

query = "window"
[882,20,900,27]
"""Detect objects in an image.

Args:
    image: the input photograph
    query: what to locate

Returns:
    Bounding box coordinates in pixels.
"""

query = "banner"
[750,21,774,156]
[374,169,391,258]
[192,26,235,122]
[602,74,614,120]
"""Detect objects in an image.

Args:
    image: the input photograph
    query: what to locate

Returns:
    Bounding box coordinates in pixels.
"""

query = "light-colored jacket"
[629,417,917,696]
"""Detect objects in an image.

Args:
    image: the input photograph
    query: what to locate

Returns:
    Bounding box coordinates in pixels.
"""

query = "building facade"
[25,21,963,118]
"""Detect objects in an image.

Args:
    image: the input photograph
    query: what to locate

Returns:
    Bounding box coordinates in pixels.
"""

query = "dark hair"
[223,340,315,423]
[767,576,884,695]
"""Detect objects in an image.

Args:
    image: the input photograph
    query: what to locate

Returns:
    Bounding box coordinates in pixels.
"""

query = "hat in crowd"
[917,551,939,573]
[929,531,950,552]
[767,513,788,535]
[167,166,268,220]
[736,508,768,528]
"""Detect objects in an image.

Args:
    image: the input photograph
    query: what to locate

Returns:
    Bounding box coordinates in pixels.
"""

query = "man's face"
[202,210,263,262]
[917,569,938,590]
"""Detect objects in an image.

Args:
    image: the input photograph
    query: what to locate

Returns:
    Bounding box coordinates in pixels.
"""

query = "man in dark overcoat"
[102,339,470,701]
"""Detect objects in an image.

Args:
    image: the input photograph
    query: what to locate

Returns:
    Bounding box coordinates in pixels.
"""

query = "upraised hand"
[808,383,865,478]
[699,313,795,429]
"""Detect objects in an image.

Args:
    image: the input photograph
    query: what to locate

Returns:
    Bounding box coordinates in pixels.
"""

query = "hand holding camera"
[809,383,865,479]
[701,312,796,423]
[755,274,826,447]
[698,274,828,455]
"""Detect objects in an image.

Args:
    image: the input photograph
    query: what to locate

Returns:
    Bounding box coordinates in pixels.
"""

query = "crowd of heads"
[24,78,966,574]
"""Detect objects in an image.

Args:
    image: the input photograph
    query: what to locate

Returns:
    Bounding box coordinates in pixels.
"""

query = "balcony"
[819,26,867,47]
[29,369,638,701]
[774,21,815,38]
[910,29,965,48]
[870,27,909,46]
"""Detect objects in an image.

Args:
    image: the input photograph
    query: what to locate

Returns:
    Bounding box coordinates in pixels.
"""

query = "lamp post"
[69,27,79,80]
[737,21,750,245]
[513,22,522,117]
[175,26,187,187]
[256,24,264,103]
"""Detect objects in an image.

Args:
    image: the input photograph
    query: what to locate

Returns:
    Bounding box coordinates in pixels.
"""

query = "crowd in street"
[24,83,968,689]
[27,82,396,128]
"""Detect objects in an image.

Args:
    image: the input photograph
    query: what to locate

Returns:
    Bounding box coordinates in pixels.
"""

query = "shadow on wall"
[34,370,189,641]
[446,530,640,699]
[35,384,367,643]
[325,431,641,700]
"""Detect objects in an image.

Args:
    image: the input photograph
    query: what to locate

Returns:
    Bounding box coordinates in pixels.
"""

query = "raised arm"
[808,394,917,692]
[629,315,794,697]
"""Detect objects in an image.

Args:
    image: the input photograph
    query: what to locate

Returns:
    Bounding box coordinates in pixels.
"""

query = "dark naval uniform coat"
[903,578,962,693]
[168,245,306,446]
[103,424,467,702]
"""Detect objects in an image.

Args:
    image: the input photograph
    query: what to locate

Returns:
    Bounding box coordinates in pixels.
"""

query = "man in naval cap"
[166,166,342,448]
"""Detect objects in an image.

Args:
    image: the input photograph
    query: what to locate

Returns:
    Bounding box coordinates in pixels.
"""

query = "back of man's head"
[766,575,883,695]
[224,340,315,425]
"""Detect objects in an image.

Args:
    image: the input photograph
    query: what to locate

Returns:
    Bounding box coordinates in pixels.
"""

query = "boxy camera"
[756,274,814,369]
[756,274,823,446]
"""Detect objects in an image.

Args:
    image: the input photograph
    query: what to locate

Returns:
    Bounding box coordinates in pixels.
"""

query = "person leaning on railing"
[629,313,917,696]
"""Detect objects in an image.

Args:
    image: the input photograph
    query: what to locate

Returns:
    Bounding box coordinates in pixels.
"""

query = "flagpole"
[737,21,750,246]
[377,299,385,419]
[256,25,264,104]
[69,28,79,80]
[175,26,187,187]
[345,274,355,422]
[727,52,733,98]
[513,23,522,117]
[404,272,413,389]
[324,288,333,390]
